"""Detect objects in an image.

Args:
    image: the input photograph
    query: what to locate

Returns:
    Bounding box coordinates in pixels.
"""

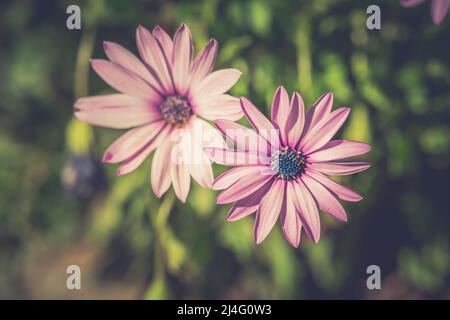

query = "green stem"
[74,22,97,98]
[296,12,314,102]
[144,191,176,299]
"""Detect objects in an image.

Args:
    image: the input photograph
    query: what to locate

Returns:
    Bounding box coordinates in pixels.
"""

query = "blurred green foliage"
[0,0,449,299]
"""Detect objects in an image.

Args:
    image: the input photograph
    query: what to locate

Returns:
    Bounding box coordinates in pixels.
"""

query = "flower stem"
[144,191,176,299]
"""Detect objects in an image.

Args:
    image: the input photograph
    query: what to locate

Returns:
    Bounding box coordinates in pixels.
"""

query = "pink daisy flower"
[74,23,243,202]
[206,87,371,247]
[401,0,450,24]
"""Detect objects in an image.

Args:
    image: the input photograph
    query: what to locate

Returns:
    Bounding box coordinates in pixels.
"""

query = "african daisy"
[401,0,450,24]
[206,87,371,247]
[74,23,243,202]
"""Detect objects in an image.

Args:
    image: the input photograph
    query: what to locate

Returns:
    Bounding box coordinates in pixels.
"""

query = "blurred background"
[0,0,449,299]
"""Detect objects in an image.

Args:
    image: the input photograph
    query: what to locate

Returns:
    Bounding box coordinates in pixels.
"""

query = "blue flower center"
[159,95,193,125]
[271,147,307,181]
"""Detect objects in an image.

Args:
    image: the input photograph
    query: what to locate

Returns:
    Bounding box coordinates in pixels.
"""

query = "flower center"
[159,95,193,125]
[271,147,307,181]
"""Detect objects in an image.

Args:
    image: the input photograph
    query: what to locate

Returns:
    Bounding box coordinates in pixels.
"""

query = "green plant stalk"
[144,191,176,299]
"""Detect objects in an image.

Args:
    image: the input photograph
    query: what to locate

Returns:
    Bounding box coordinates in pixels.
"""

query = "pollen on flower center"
[159,95,193,125]
[271,147,307,181]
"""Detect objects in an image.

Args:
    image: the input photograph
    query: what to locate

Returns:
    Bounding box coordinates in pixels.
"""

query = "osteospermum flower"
[74,23,243,202]
[401,0,450,24]
[206,87,371,247]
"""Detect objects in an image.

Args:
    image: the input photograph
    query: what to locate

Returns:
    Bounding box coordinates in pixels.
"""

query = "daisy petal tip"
[152,25,162,33]
[102,151,113,163]
[116,167,126,177]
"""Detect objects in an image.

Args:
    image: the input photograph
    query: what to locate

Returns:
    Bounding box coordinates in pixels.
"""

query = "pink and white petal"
[205,147,270,166]
[117,124,172,176]
[102,121,165,164]
[190,39,218,88]
[212,166,268,190]
[271,86,290,144]
[193,94,243,121]
[308,161,371,176]
[400,0,426,7]
[151,137,174,197]
[301,92,333,139]
[240,97,280,149]
[170,160,191,203]
[214,119,269,154]
[292,179,321,243]
[172,23,193,95]
[103,41,163,94]
[152,25,173,60]
[302,174,348,222]
[192,69,242,97]
[91,59,162,101]
[74,94,161,129]
[227,179,273,221]
[281,182,302,247]
[253,179,284,244]
[286,92,305,148]
[192,118,226,149]
[301,107,350,154]
[431,0,450,24]
[136,25,174,94]
[307,140,371,162]
[186,138,214,188]
[305,169,363,202]
[216,173,274,204]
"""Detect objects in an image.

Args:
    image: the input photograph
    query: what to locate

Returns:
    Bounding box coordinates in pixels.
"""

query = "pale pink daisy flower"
[74,23,243,202]
[401,0,450,24]
[206,87,371,247]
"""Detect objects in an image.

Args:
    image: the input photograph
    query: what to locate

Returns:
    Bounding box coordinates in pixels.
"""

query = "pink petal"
[103,41,163,95]
[300,107,350,154]
[307,140,371,162]
[170,156,191,202]
[308,161,371,176]
[227,179,273,221]
[185,135,214,188]
[212,166,268,190]
[305,169,363,202]
[270,86,290,145]
[152,25,173,60]
[281,182,302,247]
[117,124,171,176]
[74,94,161,129]
[253,179,284,244]
[192,118,226,149]
[302,174,348,222]
[136,25,174,94]
[400,0,426,7]
[172,23,193,95]
[292,179,321,243]
[194,94,243,121]
[214,119,269,154]
[190,39,218,88]
[102,121,164,164]
[301,92,333,141]
[286,92,305,148]
[192,69,242,97]
[151,138,174,197]
[216,173,274,204]
[90,59,161,101]
[240,97,280,149]
[431,0,450,24]
[205,147,270,166]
